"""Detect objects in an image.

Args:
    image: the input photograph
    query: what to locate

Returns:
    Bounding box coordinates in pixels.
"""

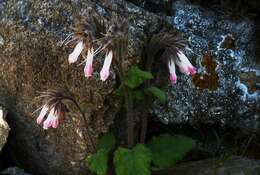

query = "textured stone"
[155,156,260,175]
[153,1,260,131]
[1,167,31,175]
[0,106,9,152]
[0,0,166,174]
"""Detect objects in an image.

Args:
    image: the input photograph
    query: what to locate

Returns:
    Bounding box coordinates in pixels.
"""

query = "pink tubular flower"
[100,50,113,81]
[168,60,177,84]
[175,51,197,75]
[36,105,48,124]
[35,90,69,130]
[68,41,84,64]
[43,108,58,130]
[84,47,94,77]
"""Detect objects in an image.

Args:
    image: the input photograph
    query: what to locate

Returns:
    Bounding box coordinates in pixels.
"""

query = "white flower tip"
[84,65,93,77]
[180,68,190,75]
[68,41,84,64]
[37,105,48,124]
[68,55,78,64]
[43,121,50,130]
[189,66,197,75]
[52,119,59,129]
[170,74,177,84]
[36,116,44,124]
[99,51,113,81]
[100,71,109,81]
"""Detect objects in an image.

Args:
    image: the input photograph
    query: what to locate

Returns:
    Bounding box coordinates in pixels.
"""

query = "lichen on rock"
[0,0,167,174]
[153,0,260,131]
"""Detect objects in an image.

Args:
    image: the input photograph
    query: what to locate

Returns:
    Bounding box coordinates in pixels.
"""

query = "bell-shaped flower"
[100,50,113,81]
[84,47,94,77]
[42,108,61,130]
[175,51,197,75]
[35,90,69,130]
[36,105,49,124]
[68,41,84,64]
[168,59,177,84]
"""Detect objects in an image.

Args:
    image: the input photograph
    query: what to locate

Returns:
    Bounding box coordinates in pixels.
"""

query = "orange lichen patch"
[220,35,236,49]
[239,72,260,93]
[193,54,219,90]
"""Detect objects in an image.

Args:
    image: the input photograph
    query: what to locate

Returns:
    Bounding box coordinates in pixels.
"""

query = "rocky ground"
[0,0,259,175]
[0,0,167,174]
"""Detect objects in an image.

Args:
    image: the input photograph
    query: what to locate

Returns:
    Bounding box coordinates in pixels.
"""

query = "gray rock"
[1,167,31,175]
[155,156,260,175]
[153,1,260,131]
[0,106,9,152]
[0,0,166,175]
[0,35,4,46]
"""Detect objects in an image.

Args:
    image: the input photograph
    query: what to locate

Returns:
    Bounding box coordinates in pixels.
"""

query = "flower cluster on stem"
[148,32,197,85]
[63,19,126,82]
[168,50,197,85]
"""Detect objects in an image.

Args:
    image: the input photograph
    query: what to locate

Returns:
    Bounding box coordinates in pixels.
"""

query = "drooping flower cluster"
[63,18,126,81]
[35,90,68,130]
[167,50,197,84]
[147,32,197,85]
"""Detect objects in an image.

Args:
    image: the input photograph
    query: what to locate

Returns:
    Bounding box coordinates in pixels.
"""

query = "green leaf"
[148,134,195,168]
[145,86,166,103]
[97,132,116,152]
[124,76,143,89]
[128,66,153,80]
[124,66,153,89]
[86,149,108,175]
[114,144,152,175]
[86,133,115,175]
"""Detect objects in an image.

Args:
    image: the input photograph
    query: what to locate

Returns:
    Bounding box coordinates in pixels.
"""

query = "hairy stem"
[140,107,148,144]
[140,52,155,143]
[66,97,96,152]
[115,63,135,148]
[124,85,134,148]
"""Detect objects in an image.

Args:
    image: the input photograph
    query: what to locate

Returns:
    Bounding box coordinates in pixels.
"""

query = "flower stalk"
[35,90,96,152]
[65,96,97,152]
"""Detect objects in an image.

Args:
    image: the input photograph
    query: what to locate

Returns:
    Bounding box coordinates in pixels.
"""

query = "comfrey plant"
[145,32,196,85]
[36,90,68,129]
[62,17,126,81]
[34,16,197,175]
[35,90,96,152]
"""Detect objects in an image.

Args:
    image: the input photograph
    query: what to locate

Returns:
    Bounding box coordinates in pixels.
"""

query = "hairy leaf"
[114,144,152,175]
[148,134,195,168]
[97,132,116,152]
[86,149,108,175]
[145,86,166,103]
[124,66,153,89]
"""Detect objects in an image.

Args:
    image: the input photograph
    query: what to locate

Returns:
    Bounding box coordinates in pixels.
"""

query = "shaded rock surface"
[1,167,31,175]
[153,0,260,131]
[155,156,260,175]
[0,0,165,174]
[0,106,9,152]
